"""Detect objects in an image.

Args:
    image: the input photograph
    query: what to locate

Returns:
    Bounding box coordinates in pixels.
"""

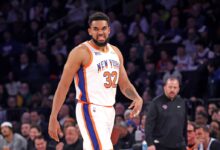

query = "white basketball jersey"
[74,41,120,106]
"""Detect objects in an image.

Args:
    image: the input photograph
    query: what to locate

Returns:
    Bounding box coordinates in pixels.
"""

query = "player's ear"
[88,28,92,36]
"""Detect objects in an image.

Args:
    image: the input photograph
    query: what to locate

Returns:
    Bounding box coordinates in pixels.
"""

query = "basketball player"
[48,12,143,150]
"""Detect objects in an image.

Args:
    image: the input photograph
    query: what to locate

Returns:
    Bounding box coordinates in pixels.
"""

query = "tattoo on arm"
[124,88,136,100]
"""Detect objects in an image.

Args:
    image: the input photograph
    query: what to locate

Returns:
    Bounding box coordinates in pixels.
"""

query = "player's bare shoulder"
[68,43,91,67]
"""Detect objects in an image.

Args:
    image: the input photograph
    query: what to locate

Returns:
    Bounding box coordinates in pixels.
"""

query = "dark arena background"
[0,0,220,150]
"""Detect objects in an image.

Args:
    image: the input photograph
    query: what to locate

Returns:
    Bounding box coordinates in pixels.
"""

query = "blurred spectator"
[182,27,199,55]
[195,125,220,150]
[128,13,149,37]
[6,96,24,122]
[164,16,182,43]
[17,82,32,107]
[142,43,157,64]
[0,121,27,150]
[14,52,31,82]
[195,112,208,126]
[21,122,31,140]
[65,0,88,24]
[0,84,8,107]
[0,106,6,124]
[210,120,220,140]
[47,0,66,22]
[187,121,198,150]
[51,37,67,57]
[29,1,48,22]
[21,112,31,124]
[208,103,218,120]
[28,125,42,150]
[194,40,214,66]
[108,11,122,38]
[58,104,71,127]
[211,109,220,123]
[156,50,171,72]
[115,102,125,116]
[56,125,83,150]
[30,110,48,138]
[34,135,54,150]
[173,45,194,71]
[207,60,220,98]
[162,60,182,83]
[0,30,22,57]
[5,71,21,96]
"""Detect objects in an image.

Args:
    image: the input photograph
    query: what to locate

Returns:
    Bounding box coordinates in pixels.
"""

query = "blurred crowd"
[0,0,220,149]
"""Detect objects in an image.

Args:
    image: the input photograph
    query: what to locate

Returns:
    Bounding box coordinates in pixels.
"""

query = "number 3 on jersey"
[103,71,118,88]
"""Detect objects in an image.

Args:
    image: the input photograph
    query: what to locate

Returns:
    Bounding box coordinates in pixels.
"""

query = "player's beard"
[92,37,109,47]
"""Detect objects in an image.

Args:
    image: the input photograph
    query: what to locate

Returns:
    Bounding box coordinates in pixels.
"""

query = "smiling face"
[88,20,110,47]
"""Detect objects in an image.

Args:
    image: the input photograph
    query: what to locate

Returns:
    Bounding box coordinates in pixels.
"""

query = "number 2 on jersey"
[103,71,117,88]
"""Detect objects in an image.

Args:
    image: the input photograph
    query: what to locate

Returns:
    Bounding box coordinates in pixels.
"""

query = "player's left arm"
[112,45,143,118]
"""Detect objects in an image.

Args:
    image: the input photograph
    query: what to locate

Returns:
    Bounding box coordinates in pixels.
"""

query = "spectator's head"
[115,102,125,115]
[210,120,220,138]
[195,105,206,115]
[142,89,152,104]
[187,27,197,40]
[124,109,132,122]
[38,38,48,51]
[129,47,138,59]
[170,16,179,29]
[67,92,75,103]
[21,122,31,138]
[30,110,41,124]
[126,62,136,75]
[195,125,210,145]
[34,135,47,150]
[41,83,51,96]
[58,104,70,119]
[160,50,169,61]
[195,112,208,126]
[64,125,80,145]
[187,17,196,29]
[54,37,64,48]
[211,109,220,122]
[213,41,220,55]
[167,60,175,71]
[21,112,31,123]
[187,121,196,147]
[1,122,13,137]
[88,12,110,47]
[208,103,218,116]
[19,52,29,65]
[7,96,17,108]
[195,40,205,52]
[116,32,126,44]
[115,114,125,126]
[140,114,147,128]
[163,75,180,100]
[176,45,186,56]
[63,117,75,130]
[30,125,42,140]
[19,82,30,96]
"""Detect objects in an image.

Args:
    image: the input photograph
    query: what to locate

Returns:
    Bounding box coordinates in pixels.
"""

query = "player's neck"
[89,40,108,52]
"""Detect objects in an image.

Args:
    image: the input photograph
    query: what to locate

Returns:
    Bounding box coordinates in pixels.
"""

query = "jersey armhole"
[109,44,121,61]
[82,43,93,68]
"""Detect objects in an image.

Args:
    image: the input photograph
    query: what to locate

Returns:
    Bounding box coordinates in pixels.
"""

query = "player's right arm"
[48,44,89,141]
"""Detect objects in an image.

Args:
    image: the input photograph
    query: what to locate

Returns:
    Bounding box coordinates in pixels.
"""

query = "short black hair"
[88,12,110,26]
[163,75,181,86]
[34,135,45,142]
[195,124,210,133]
